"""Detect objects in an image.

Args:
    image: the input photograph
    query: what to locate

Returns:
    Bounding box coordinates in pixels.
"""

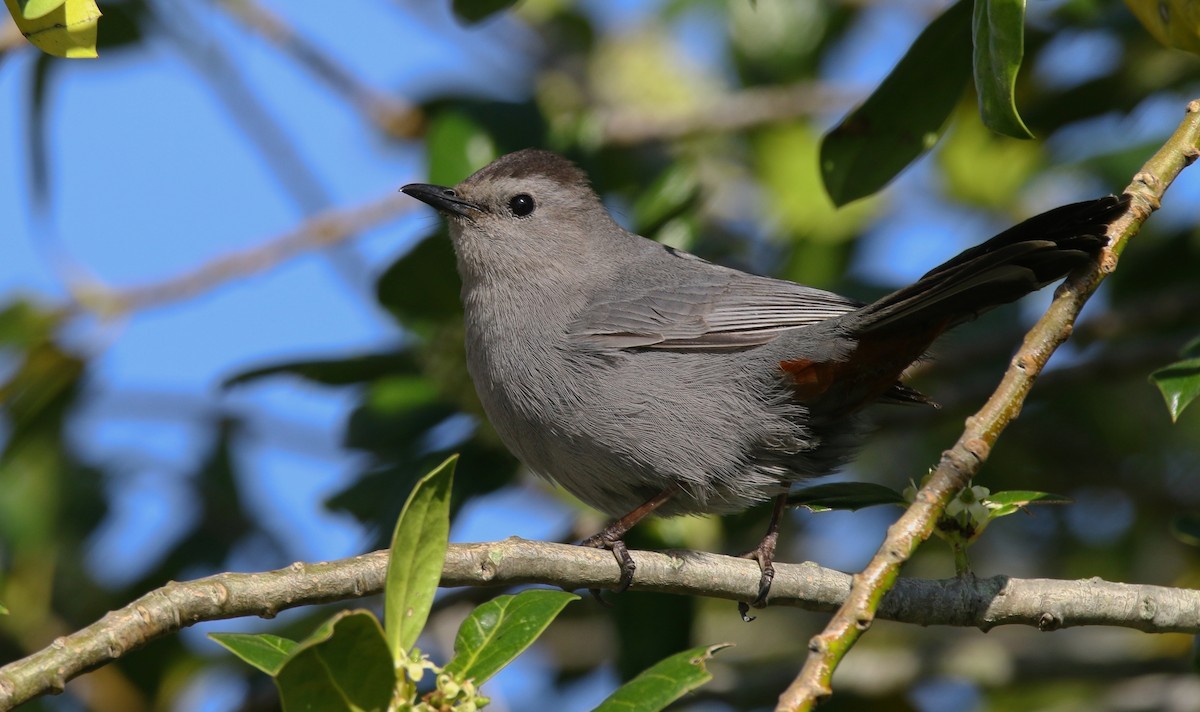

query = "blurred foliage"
[2,0,1200,710]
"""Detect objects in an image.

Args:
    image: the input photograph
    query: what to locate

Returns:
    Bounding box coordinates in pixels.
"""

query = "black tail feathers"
[850,194,1129,335]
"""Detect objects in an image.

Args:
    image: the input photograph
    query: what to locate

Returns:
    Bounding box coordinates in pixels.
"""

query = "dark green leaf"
[592,644,730,712]
[375,233,462,324]
[1182,335,1200,360]
[385,455,456,658]
[223,351,418,389]
[275,610,394,712]
[95,2,144,49]
[820,0,972,205]
[209,633,296,675]
[1150,357,1200,423]
[445,589,577,684]
[1171,515,1200,547]
[787,482,908,511]
[451,0,520,25]
[972,0,1033,139]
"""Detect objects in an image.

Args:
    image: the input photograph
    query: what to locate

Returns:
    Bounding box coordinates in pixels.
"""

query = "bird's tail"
[848,195,1129,336]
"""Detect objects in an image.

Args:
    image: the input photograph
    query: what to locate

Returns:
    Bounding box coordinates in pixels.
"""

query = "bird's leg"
[581,484,680,594]
[739,494,790,616]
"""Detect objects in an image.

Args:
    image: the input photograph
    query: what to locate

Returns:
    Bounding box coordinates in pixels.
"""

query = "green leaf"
[592,644,730,712]
[631,162,700,236]
[0,299,60,349]
[275,610,395,712]
[1171,515,1200,547]
[819,0,972,205]
[1182,335,1200,359]
[972,0,1033,139]
[426,111,495,187]
[1150,357,1200,423]
[209,633,297,675]
[4,0,101,58]
[445,589,577,685]
[375,232,462,324]
[223,351,418,389]
[385,455,456,660]
[985,489,1071,518]
[451,0,519,24]
[786,482,908,512]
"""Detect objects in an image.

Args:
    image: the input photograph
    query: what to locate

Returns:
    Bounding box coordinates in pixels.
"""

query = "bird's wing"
[567,268,862,350]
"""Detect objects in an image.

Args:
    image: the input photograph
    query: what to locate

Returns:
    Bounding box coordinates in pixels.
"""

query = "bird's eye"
[508,193,535,217]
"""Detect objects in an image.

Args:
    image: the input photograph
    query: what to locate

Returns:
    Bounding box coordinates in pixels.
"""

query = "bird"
[401,148,1127,608]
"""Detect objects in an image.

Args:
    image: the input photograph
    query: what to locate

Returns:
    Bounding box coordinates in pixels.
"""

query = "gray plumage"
[402,149,1126,522]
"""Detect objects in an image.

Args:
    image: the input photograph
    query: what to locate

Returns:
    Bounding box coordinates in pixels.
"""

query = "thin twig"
[3,540,1200,710]
[774,99,1200,711]
[595,82,861,146]
[216,0,422,139]
[66,192,412,318]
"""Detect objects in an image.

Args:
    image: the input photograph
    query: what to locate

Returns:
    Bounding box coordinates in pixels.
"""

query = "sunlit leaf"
[1125,0,1200,54]
[1150,357,1200,423]
[3,0,101,58]
[986,489,1071,518]
[426,110,495,187]
[592,644,730,712]
[445,589,577,685]
[385,455,456,659]
[209,633,296,675]
[820,0,972,205]
[972,0,1033,138]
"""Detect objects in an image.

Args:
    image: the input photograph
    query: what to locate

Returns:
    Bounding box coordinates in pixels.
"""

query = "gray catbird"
[402,148,1127,606]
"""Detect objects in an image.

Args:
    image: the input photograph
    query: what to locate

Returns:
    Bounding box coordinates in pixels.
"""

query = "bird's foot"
[581,528,636,603]
[736,529,779,621]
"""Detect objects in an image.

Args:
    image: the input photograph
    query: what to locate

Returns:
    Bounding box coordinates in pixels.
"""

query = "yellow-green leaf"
[3,0,101,58]
[1125,0,1200,55]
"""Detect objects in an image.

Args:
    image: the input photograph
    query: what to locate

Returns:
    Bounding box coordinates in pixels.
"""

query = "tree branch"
[594,82,860,146]
[65,192,412,318]
[2,539,1200,710]
[216,0,423,139]
[775,98,1200,711]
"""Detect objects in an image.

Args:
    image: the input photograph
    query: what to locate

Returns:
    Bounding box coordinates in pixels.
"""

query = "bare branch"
[216,0,423,139]
[2,540,1200,710]
[775,98,1200,711]
[67,192,412,318]
[595,82,861,146]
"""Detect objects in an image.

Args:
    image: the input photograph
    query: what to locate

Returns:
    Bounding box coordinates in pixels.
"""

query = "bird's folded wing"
[567,274,862,349]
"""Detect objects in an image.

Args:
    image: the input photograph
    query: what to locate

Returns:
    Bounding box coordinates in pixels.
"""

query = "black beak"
[401,183,481,219]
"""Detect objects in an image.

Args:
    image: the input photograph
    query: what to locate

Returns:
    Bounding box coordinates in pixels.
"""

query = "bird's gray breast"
[463,284,812,517]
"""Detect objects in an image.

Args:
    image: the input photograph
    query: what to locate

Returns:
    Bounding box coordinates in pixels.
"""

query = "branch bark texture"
[3,540,1200,710]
